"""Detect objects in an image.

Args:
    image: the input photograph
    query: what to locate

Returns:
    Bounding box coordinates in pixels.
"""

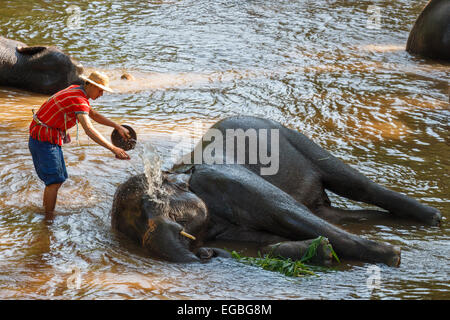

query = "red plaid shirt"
[29,85,91,146]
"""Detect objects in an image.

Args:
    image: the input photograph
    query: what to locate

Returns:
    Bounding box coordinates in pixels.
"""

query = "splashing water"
[136,141,170,206]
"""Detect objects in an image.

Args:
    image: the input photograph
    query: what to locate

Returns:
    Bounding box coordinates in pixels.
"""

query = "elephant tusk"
[180,230,196,241]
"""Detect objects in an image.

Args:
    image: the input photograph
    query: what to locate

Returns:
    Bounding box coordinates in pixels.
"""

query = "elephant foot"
[261,238,335,266]
[421,207,442,227]
[356,239,401,267]
[390,246,401,267]
[371,244,401,267]
[393,205,442,227]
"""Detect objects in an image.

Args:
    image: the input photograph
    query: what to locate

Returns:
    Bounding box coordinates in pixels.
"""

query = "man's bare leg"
[43,183,62,219]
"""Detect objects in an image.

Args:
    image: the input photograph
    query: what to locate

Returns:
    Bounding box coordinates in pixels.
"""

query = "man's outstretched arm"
[89,108,130,140]
[77,113,130,160]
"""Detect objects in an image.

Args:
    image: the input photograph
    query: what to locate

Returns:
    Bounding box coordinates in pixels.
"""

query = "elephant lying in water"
[111,116,441,267]
[406,0,450,61]
[0,36,84,94]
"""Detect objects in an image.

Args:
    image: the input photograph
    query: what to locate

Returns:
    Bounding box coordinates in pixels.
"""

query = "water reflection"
[0,0,449,299]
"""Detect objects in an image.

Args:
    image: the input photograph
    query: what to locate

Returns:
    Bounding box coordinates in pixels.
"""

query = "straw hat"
[81,71,114,92]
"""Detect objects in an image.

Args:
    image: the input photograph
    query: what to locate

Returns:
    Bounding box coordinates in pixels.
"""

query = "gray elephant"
[0,36,84,94]
[406,0,450,61]
[111,116,441,267]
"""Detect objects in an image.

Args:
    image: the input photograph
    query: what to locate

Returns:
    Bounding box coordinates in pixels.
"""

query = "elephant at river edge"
[0,36,83,94]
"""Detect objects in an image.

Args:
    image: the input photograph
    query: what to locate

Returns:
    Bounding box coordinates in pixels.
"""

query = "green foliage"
[230,236,340,278]
[300,236,340,264]
[231,250,317,277]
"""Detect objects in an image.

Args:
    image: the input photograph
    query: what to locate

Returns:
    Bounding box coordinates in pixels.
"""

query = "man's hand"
[117,125,131,140]
[89,109,131,140]
[112,146,130,160]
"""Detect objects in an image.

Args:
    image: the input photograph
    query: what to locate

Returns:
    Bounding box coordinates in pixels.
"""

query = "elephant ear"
[16,45,47,55]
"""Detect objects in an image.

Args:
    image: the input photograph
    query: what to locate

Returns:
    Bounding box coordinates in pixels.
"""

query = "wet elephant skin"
[0,36,83,94]
[111,116,442,267]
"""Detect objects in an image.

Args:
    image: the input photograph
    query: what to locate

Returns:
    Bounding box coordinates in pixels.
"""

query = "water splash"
[137,141,170,206]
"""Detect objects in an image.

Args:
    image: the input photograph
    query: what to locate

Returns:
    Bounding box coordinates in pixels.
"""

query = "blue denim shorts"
[29,136,68,186]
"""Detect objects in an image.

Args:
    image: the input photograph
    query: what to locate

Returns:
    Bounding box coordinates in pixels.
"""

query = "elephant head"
[0,37,84,94]
[111,173,223,262]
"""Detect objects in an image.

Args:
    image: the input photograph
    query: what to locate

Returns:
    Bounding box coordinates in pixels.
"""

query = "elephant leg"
[314,206,394,225]
[206,217,289,245]
[261,238,334,266]
[283,127,441,226]
[322,164,441,226]
[190,165,401,266]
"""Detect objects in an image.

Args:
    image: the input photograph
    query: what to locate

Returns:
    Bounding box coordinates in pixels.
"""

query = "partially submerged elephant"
[111,116,441,267]
[0,36,84,94]
[406,0,450,61]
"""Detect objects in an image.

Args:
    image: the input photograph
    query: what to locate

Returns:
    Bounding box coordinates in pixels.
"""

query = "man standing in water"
[28,71,131,219]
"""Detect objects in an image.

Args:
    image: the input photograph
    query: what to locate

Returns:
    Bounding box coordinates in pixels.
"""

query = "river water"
[0,0,448,299]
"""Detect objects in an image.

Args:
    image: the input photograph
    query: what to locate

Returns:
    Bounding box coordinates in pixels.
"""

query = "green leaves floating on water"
[231,250,317,277]
[231,236,340,278]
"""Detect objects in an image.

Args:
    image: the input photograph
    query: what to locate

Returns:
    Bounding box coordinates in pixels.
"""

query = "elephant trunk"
[142,216,201,263]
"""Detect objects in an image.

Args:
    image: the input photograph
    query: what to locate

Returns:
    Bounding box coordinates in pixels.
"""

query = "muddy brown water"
[0,0,448,299]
